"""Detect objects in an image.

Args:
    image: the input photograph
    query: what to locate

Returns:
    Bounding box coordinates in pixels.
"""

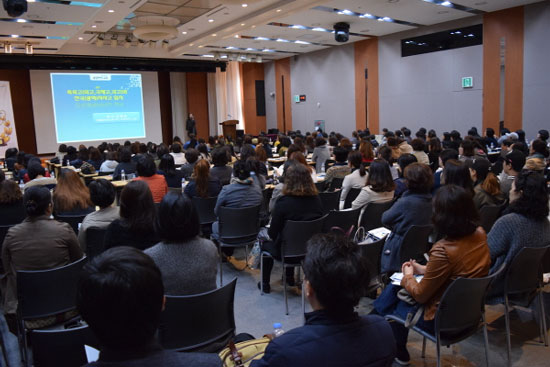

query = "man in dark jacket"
[77,246,221,367]
[251,233,396,367]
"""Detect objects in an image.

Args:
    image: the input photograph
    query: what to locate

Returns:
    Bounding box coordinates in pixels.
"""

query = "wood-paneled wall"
[0,70,37,154]
[354,38,380,134]
[185,72,210,139]
[274,58,292,133]
[157,71,173,144]
[241,62,266,135]
[483,6,524,133]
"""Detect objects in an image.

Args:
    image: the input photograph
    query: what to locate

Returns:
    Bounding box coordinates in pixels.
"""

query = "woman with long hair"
[467,158,505,209]
[340,151,369,208]
[0,179,26,225]
[359,138,375,164]
[134,155,168,203]
[351,159,395,218]
[53,169,94,216]
[442,159,474,196]
[158,154,184,188]
[104,180,160,250]
[259,163,324,293]
[184,159,222,199]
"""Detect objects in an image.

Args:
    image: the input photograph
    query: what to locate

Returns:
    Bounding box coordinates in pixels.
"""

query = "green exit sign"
[462,76,474,88]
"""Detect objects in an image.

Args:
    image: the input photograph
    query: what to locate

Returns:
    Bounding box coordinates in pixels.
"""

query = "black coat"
[250,310,396,367]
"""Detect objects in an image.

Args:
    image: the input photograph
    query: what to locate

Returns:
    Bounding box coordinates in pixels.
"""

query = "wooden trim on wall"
[483,6,524,133]
[0,70,37,154]
[274,58,292,133]
[185,72,209,139]
[241,62,266,135]
[354,38,379,134]
[157,71,173,144]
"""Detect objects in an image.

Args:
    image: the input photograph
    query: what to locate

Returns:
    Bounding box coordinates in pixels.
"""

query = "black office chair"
[359,200,394,232]
[396,225,433,271]
[216,205,261,285]
[318,191,341,214]
[386,264,506,367]
[262,188,273,214]
[16,257,87,365]
[315,181,326,193]
[501,246,550,367]
[55,214,87,234]
[192,196,218,237]
[479,201,507,233]
[327,177,344,191]
[85,226,107,259]
[261,215,327,314]
[322,207,361,236]
[31,324,99,367]
[158,278,237,353]
[359,236,387,295]
[343,187,361,209]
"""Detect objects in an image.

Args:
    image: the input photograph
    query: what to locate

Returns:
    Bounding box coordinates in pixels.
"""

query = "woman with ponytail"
[184,159,222,199]
[2,186,83,320]
[467,158,505,210]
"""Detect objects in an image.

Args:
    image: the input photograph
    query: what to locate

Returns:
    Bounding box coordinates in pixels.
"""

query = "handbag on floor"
[219,337,270,367]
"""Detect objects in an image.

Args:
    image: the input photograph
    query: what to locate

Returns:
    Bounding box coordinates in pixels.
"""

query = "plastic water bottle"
[121,169,126,181]
[272,323,285,338]
[181,177,186,193]
[50,170,55,179]
[19,179,24,190]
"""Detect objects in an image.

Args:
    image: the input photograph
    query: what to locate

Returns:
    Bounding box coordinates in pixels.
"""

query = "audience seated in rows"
[145,193,218,295]
[311,137,330,173]
[351,159,395,222]
[78,179,119,252]
[133,155,168,203]
[180,148,199,180]
[210,148,233,185]
[442,159,474,197]
[184,159,222,199]
[158,154,185,188]
[23,161,56,191]
[486,170,550,303]
[2,186,83,323]
[381,163,433,273]
[104,180,160,250]
[252,233,396,367]
[324,146,351,187]
[170,143,186,166]
[99,151,118,173]
[77,247,221,366]
[112,148,136,181]
[393,154,417,199]
[339,151,368,208]
[53,169,94,216]
[374,185,490,365]
[259,162,323,293]
[0,179,25,225]
[499,150,526,197]
[467,158,505,210]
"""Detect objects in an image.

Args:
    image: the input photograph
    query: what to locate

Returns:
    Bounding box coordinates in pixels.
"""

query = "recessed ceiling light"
[251,25,256,28]
[182,31,187,34]
[92,25,97,28]
[208,19,214,23]
[198,45,204,48]
[11,35,19,38]
[241,3,247,7]
[108,9,114,13]
[189,43,194,46]
[276,9,281,12]
[241,23,245,26]
[234,34,239,38]
[16,19,26,23]
[78,37,83,40]
[441,1,452,6]
[212,33,217,36]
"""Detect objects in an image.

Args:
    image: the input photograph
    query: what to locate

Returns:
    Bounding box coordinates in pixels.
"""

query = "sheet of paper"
[85,345,100,363]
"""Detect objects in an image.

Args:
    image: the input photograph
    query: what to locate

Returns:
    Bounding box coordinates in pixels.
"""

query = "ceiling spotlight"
[110,34,118,48]
[4,43,12,53]
[276,9,281,12]
[16,19,26,23]
[182,31,187,34]
[78,37,83,40]
[124,36,131,48]
[162,40,169,49]
[234,34,239,38]
[220,54,228,59]
[241,3,247,7]
[256,55,262,63]
[92,25,97,28]
[25,42,33,54]
[11,35,19,38]
[212,33,217,37]
[208,19,214,23]
[108,9,114,13]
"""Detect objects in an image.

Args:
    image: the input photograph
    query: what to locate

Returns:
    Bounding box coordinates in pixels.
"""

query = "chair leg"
[482,312,491,367]
[283,265,288,315]
[218,245,224,286]
[504,296,512,367]
[301,277,306,325]
[539,289,548,346]
[244,245,249,269]
[436,333,441,367]
[17,317,28,367]
[260,252,264,295]
[421,336,427,358]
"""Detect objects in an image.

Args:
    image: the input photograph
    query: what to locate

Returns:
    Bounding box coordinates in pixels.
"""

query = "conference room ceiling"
[0,0,545,63]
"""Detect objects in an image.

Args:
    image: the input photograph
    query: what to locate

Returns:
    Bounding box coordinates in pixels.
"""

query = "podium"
[220,120,239,140]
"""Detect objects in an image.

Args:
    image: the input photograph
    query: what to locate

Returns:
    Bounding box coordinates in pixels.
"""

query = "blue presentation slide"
[50,73,146,143]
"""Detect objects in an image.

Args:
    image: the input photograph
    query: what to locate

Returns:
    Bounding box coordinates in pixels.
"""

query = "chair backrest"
[328,177,344,191]
[17,257,87,319]
[315,181,326,193]
[322,208,361,234]
[85,226,107,259]
[192,196,218,225]
[0,224,12,247]
[479,202,507,233]
[158,278,237,352]
[262,188,273,214]
[218,205,261,245]
[504,246,549,296]
[318,191,341,214]
[399,225,433,266]
[31,324,99,367]
[359,236,386,283]
[435,267,504,343]
[168,187,182,194]
[281,215,327,259]
[359,200,394,232]
[343,187,362,209]
[55,214,87,234]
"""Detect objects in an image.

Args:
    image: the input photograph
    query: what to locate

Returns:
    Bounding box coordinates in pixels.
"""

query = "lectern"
[220,120,239,140]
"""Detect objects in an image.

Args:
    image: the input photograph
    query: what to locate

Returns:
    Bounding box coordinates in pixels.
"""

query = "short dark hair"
[504,150,526,172]
[432,185,478,239]
[171,143,182,153]
[348,151,362,170]
[531,139,549,157]
[538,129,549,141]
[185,148,199,164]
[23,185,51,217]
[303,233,369,316]
[333,146,349,163]
[155,192,200,242]
[443,159,474,195]
[27,162,45,180]
[506,170,549,220]
[119,148,132,163]
[158,154,176,175]
[404,163,433,194]
[460,140,475,157]
[377,146,393,164]
[136,156,157,177]
[397,153,417,175]
[212,148,228,166]
[411,139,425,151]
[88,179,116,208]
[367,159,395,193]
[486,128,495,138]
[315,137,326,147]
[77,247,164,350]
[439,149,458,166]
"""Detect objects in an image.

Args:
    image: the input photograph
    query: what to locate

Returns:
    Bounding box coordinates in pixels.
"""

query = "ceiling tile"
[170,6,211,17]
[185,0,222,8]
[148,0,191,5]
[136,3,179,15]
[452,0,544,12]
